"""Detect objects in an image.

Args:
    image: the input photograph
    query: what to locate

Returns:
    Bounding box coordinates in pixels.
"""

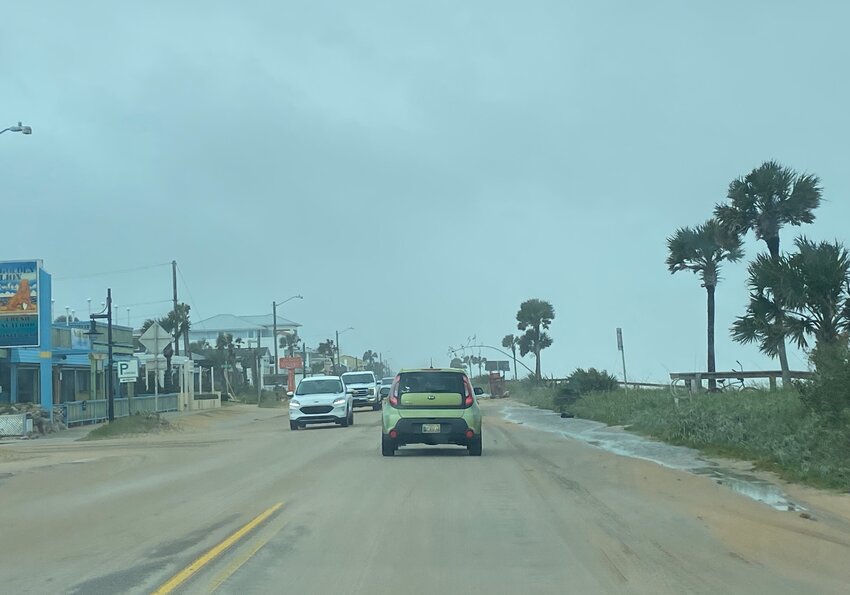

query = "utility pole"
[273,301,279,377]
[256,348,262,405]
[107,290,113,420]
[172,260,179,356]
[335,330,340,373]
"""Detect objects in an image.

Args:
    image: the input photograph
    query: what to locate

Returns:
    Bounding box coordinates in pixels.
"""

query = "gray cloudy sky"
[3,1,848,379]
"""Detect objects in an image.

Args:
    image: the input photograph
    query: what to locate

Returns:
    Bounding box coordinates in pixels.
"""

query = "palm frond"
[666,219,742,284]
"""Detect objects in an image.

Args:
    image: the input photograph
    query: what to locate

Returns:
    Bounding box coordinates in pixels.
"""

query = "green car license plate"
[421,423,441,433]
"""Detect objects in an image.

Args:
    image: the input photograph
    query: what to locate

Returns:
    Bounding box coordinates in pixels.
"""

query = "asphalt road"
[2,401,850,594]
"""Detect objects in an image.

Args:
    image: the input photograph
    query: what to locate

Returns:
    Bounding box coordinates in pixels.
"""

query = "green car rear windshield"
[399,371,465,394]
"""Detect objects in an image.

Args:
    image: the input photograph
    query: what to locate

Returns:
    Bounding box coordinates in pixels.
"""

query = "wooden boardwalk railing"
[669,370,814,393]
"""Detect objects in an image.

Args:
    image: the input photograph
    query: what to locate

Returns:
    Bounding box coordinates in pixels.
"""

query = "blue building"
[0,321,135,406]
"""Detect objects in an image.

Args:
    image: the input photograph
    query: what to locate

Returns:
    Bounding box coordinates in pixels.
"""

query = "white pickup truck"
[340,371,380,410]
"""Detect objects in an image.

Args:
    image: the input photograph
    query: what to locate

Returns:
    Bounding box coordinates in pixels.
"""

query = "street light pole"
[89,289,114,421]
[272,294,303,376]
[335,327,354,373]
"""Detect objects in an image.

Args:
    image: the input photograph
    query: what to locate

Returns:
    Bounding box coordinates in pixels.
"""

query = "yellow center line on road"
[207,520,286,593]
[151,502,284,595]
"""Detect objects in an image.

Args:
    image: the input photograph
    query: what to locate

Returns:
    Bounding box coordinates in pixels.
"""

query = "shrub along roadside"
[82,413,174,440]
[508,382,850,491]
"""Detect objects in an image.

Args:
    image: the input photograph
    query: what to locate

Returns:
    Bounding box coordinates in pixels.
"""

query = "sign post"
[616,327,628,391]
[139,323,172,410]
[280,356,303,394]
[118,358,140,414]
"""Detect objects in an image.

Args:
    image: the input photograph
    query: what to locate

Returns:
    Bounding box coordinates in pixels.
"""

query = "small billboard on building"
[485,360,511,372]
[0,260,41,348]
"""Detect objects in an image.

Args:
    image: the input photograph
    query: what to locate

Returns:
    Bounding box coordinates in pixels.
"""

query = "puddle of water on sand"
[501,404,801,511]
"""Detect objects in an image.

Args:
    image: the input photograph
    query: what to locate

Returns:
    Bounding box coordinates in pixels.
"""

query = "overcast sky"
[3,1,848,379]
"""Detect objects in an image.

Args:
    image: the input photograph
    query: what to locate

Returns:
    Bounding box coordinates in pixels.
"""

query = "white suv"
[288,376,353,430]
[340,371,380,410]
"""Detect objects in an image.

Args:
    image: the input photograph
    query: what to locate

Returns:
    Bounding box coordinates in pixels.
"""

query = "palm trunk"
[706,284,716,391]
[777,342,791,387]
[535,349,541,381]
[534,324,542,381]
[512,347,517,381]
[765,235,791,385]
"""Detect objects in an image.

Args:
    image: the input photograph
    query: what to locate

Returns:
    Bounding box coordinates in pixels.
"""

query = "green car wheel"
[468,434,482,456]
[381,435,395,456]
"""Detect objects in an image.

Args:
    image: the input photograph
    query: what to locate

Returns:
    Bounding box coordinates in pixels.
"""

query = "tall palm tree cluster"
[361,350,388,377]
[499,299,555,382]
[667,160,850,390]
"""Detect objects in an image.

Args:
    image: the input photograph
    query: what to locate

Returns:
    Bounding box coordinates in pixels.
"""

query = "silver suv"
[340,371,379,410]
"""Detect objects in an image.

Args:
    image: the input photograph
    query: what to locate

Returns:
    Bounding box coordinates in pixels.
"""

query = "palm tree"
[715,161,823,383]
[517,331,552,380]
[667,219,744,390]
[502,334,519,380]
[279,332,301,357]
[469,355,487,378]
[144,304,192,356]
[54,315,80,323]
[461,355,474,378]
[188,340,210,353]
[733,238,850,355]
[516,299,555,381]
[317,339,336,372]
[212,333,238,392]
[139,318,159,334]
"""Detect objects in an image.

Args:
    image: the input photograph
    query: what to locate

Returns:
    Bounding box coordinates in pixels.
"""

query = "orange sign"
[279,356,303,370]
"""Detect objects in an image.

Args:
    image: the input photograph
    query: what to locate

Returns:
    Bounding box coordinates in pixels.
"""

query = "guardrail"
[63,394,179,426]
[618,381,669,389]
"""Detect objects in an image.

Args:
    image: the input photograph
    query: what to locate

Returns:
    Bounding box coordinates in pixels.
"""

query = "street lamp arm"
[274,294,303,307]
[272,294,303,375]
[1,122,32,135]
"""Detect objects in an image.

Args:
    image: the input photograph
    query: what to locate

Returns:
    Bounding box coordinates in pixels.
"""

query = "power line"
[120,298,174,308]
[55,262,171,281]
[176,264,202,323]
[65,298,173,311]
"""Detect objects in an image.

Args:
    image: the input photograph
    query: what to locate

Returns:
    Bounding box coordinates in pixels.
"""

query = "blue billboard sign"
[0,260,42,347]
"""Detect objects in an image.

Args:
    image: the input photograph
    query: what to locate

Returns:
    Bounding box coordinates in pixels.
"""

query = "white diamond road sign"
[139,323,172,355]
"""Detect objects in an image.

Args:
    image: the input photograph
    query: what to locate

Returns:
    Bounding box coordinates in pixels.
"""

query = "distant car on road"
[473,387,489,400]
[341,371,380,410]
[288,376,353,430]
[381,368,482,456]
[378,376,394,402]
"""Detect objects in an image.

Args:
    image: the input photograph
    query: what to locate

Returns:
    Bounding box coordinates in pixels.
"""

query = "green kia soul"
[381,368,482,456]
